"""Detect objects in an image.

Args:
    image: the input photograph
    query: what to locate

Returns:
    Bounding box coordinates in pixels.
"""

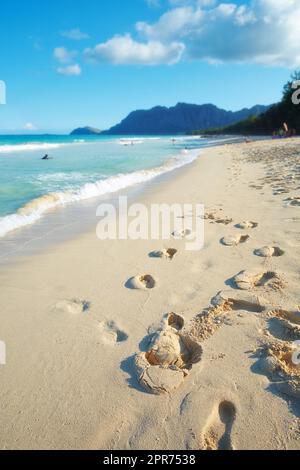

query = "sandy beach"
[1,138,300,450]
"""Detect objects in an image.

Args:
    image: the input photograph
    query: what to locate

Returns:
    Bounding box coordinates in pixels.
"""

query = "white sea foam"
[171,136,202,141]
[205,137,242,145]
[0,143,67,153]
[118,137,162,145]
[0,149,200,238]
[118,138,144,146]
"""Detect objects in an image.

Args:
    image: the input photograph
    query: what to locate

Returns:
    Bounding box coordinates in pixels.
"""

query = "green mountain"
[101,103,268,135]
[71,126,102,136]
[191,72,300,136]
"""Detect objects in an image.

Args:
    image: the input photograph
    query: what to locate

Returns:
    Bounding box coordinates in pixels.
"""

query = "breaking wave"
[0,143,68,153]
[0,148,199,238]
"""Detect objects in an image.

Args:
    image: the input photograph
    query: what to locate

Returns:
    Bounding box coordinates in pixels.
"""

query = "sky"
[0,0,299,134]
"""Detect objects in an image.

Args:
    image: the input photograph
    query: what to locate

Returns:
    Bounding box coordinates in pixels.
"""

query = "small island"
[70,126,102,136]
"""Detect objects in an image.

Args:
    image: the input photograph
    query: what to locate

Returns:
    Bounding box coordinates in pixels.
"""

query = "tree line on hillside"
[189,72,300,136]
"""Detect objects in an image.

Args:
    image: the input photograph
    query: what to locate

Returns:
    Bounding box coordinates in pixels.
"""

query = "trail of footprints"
[242,143,300,199]
[53,181,299,449]
[124,196,300,450]
[54,299,129,346]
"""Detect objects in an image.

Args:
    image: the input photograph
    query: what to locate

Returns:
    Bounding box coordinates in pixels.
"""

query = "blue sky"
[0,0,298,133]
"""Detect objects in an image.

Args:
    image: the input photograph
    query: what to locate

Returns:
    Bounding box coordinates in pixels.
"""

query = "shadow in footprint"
[227,270,282,291]
[125,275,156,290]
[120,355,151,394]
[139,333,154,353]
[172,229,192,238]
[212,291,266,314]
[149,251,162,259]
[254,246,285,258]
[258,272,278,287]
[99,321,128,344]
[167,312,185,331]
[267,317,293,341]
[55,299,91,315]
[203,401,236,451]
[125,278,136,290]
[220,235,250,247]
[149,249,178,260]
[82,301,91,312]
[225,276,237,289]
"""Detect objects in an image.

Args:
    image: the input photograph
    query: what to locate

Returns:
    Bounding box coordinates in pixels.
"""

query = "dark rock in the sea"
[101,103,269,135]
[70,126,102,136]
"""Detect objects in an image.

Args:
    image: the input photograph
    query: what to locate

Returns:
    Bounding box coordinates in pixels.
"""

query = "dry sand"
[1,138,300,450]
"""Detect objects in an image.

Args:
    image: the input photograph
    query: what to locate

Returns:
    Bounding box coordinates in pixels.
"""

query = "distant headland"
[70,103,269,136]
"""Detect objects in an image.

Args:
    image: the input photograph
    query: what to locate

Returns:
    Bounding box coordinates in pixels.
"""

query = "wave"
[205,137,242,145]
[170,136,202,141]
[0,148,199,238]
[118,137,162,146]
[0,142,68,153]
[118,138,144,146]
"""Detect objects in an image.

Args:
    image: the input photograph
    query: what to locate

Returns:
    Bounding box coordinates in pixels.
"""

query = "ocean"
[0,134,241,239]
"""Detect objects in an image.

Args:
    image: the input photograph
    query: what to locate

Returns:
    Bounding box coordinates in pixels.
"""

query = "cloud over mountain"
[84,34,185,65]
[85,1,300,67]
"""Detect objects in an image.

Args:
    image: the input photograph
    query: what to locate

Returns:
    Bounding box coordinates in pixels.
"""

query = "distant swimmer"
[41,154,52,160]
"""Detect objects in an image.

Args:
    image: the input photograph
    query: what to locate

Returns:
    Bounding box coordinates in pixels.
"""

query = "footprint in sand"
[221,234,250,246]
[271,309,300,326]
[273,187,289,196]
[232,270,284,291]
[254,246,285,258]
[98,321,128,345]
[259,337,300,400]
[202,401,236,450]
[172,229,192,239]
[135,320,202,395]
[266,309,300,342]
[149,248,178,260]
[235,221,258,229]
[204,213,233,226]
[256,302,300,400]
[126,274,156,290]
[55,299,90,315]
[211,290,267,313]
[285,197,300,207]
[148,312,185,335]
[167,312,185,331]
[214,218,233,226]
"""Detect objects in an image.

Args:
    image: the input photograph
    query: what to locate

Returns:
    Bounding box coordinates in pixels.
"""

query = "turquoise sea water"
[0,134,240,238]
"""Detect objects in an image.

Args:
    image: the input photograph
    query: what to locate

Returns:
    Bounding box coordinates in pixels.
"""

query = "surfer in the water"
[42,154,52,160]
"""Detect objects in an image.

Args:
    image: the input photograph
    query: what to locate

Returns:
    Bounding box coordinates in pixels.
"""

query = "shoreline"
[0,135,259,267]
[0,149,200,268]
[1,138,300,449]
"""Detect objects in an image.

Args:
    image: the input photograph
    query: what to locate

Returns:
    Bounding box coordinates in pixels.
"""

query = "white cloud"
[53,47,77,63]
[61,28,90,40]
[24,123,37,131]
[137,0,300,67]
[84,34,185,65]
[56,64,82,76]
[82,0,300,67]
[136,7,203,39]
